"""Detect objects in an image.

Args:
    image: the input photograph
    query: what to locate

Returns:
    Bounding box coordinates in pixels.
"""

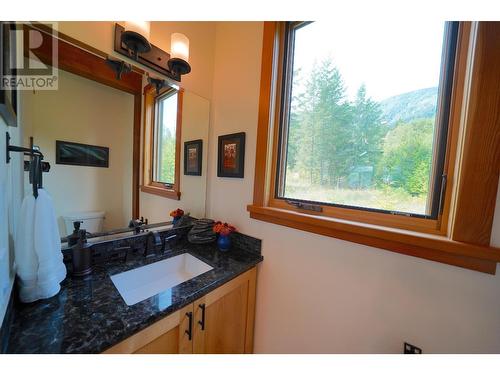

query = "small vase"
[172,216,181,225]
[217,234,231,251]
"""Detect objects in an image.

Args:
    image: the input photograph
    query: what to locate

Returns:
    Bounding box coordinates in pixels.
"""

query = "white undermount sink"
[110,253,213,306]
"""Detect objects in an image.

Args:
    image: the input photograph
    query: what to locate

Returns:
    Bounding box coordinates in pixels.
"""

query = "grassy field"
[284,183,427,215]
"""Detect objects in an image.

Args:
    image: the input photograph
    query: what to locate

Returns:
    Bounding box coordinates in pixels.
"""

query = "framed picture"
[184,139,203,176]
[0,22,17,127]
[217,132,245,178]
[56,140,109,168]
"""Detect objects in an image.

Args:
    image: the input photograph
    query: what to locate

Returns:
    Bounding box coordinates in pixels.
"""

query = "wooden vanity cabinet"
[104,267,257,354]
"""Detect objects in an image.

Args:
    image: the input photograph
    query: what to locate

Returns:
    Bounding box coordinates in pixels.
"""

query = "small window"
[142,85,182,200]
[275,21,458,220]
[153,90,178,187]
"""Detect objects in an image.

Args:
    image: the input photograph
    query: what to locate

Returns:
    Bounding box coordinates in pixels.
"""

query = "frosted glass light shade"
[170,33,189,62]
[124,21,150,40]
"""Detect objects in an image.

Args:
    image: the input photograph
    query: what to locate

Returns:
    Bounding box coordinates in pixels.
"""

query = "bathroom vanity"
[105,267,257,354]
[5,225,263,354]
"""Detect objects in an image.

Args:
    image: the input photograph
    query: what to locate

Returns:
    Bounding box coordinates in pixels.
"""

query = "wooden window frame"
[141,84,183,200]
[248,21,500,274]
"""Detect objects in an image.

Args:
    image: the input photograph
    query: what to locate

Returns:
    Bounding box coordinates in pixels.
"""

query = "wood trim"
[132,94,142,217]
[244,267,257,353]
[269,197,441,234]
[253,22,278,206]
[141,84,183,200]
[141,185,180,200]
[175,89,183,192]
[452,22,500,245]
[102,305,191,354]
[23,23,143,219]
[24,24,142,95]
[30,22,145,75]
[248,205,498,274]
[250,21,500,273]
[439,22,471,234]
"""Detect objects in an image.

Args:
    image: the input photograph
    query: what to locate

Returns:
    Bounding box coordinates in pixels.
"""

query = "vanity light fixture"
[168,33,191,76]
[121,21,152,60]
[114,23,191,82]
[105,58,132,80]
[148,76,166,95]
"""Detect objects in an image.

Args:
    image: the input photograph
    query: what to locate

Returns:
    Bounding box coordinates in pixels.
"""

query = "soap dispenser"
[69,222,93,277]
[68,221,83,247]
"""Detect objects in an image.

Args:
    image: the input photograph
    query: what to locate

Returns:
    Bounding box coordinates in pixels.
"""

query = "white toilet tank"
[63,211,105,236]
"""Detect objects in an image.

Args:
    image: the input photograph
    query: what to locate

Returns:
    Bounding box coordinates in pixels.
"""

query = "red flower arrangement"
[169,208,184,218]
[213,221,236,236]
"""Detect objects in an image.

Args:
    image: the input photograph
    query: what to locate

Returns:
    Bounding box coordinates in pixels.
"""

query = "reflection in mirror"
[20,67,209,238]
[140,89,209,223]
[153,90,178,185]
[21,69,134,236]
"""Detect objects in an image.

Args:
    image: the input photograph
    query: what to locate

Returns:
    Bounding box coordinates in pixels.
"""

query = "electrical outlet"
[404,342,422,354]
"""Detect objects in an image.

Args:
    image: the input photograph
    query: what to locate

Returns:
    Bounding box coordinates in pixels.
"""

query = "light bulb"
[170,33,189,62]
[124,21,150,40]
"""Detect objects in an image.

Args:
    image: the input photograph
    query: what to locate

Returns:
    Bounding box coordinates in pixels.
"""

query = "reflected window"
[153,90,178,186]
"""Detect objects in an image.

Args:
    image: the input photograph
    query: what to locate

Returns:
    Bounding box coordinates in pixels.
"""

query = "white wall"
[21,69,134,235]
[207,21,500,354]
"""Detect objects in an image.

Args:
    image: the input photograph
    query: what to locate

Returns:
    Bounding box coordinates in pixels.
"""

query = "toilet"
[63,211,105,236]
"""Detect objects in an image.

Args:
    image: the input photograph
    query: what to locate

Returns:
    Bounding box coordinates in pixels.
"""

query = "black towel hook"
[5,131,50,198]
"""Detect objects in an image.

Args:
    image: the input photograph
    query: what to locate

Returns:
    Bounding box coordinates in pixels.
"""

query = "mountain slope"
[379,87,438,126]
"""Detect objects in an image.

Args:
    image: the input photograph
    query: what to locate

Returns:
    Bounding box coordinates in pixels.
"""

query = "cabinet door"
[193,267,257,354]
[104,304,194,354]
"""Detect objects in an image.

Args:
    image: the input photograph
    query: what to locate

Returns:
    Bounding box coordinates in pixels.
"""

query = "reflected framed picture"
[184,139,202,176]
[217,132,245,178]
[56,140,109,168]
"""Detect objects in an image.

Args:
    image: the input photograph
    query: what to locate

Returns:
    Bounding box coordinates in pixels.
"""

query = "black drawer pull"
[198,303,206,331]
[185,312,193,340]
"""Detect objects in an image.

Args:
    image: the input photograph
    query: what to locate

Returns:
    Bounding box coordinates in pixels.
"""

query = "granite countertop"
[6,238,263,354]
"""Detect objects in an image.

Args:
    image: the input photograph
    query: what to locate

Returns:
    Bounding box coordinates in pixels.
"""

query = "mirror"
[20,66,209,237]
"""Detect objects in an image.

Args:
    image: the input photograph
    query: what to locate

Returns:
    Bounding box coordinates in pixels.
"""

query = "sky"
[293,20,446,102]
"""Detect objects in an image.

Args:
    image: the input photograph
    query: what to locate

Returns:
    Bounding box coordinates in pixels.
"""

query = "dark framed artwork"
[184,139,203,176]
[217,132,245,178]
[56,140,109,168]
[0,22,17,127]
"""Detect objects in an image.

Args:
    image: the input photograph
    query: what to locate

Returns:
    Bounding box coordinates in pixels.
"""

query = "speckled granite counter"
[6,236,262,354]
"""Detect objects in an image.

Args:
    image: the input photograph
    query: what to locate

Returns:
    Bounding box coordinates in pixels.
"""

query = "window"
[153,90,178,186]
[142,85,183,200]
[248,22,500,274]
[276,21,458,221]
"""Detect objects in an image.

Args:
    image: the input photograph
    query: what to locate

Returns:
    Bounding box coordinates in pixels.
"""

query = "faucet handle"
[144,231,162,258]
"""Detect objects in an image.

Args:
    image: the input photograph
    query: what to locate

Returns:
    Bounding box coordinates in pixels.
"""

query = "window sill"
[247,204,500,274]
[141,185,181,200]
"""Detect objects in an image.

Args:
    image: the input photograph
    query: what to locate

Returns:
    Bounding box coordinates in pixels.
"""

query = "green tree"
[159,128,176,183]
[350,84,384,169]
[292,59,352,186]
[378,118,434,195]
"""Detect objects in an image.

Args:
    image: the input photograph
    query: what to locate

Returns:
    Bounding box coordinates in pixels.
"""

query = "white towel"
[34,189,66,299]
[15,188,66,303]
[14,194,38,303]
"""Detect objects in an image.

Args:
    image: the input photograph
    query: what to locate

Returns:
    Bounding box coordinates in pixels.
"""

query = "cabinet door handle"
[198,303,206,331]
[185,312,193,340]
